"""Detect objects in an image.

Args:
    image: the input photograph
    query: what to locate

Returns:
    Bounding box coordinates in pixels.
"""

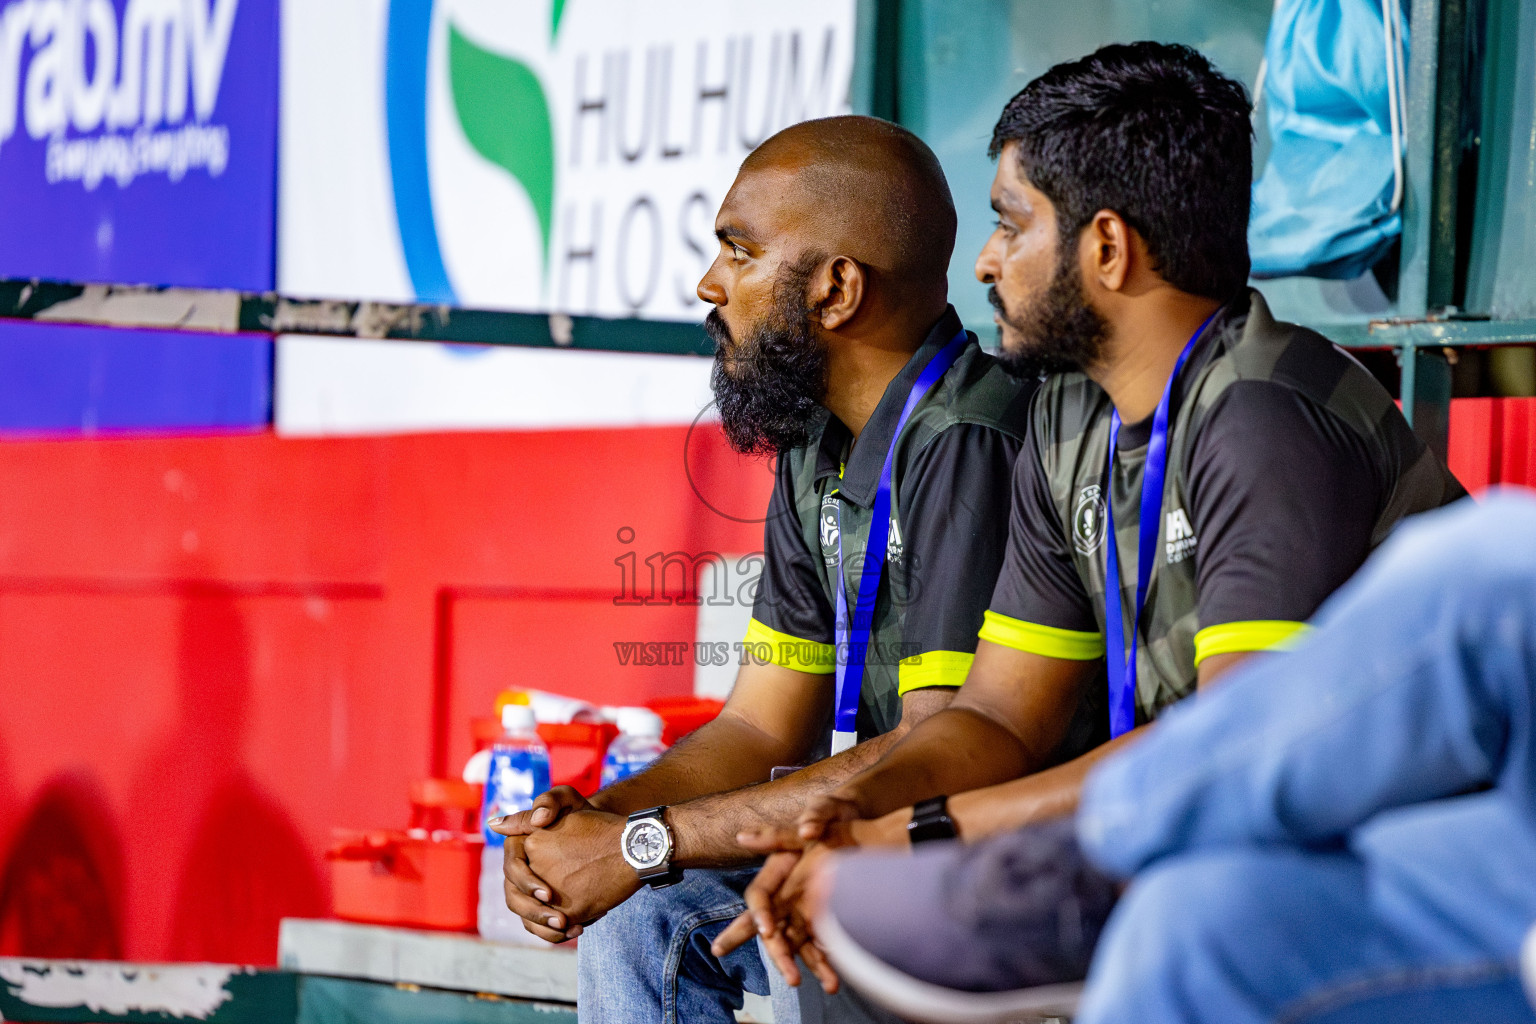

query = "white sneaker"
[813,908,1082,1024]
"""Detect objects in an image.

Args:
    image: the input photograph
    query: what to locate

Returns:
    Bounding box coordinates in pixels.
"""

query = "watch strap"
[907,795,958,845]
[640,863,684,887]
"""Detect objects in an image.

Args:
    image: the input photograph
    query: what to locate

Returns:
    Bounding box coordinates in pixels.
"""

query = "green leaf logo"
[448,22,556,273]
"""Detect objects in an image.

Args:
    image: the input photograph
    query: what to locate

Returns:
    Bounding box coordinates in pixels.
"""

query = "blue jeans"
[577,867,797,1024]
[1077,492,1536,1024]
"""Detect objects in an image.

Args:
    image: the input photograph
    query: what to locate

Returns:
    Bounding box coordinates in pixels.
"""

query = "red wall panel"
[1447,397,1536,492]
[0,425,772,966]
[0,397,1524,968]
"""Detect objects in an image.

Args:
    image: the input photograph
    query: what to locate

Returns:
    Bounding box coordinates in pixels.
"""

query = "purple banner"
[0,319,271,434]
[0,0,277,291]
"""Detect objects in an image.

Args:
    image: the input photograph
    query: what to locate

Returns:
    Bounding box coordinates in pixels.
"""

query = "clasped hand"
[487,786,640,944]
[708,789,872,991]
[487,783,888,979]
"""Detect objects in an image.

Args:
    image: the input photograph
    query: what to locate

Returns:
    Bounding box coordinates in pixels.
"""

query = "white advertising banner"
[274,335,716,435]
[280,0,859,320]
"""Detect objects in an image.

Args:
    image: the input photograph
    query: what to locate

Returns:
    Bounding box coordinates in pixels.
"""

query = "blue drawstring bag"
[1249,0,1409,279]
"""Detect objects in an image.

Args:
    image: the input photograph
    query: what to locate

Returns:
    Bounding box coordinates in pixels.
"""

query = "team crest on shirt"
[1073,485,1107,555]
[820,494,840,567]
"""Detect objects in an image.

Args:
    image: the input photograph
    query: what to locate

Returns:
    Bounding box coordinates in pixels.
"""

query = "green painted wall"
[886,0,1274,335]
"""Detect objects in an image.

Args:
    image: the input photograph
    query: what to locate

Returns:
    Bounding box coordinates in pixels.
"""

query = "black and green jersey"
[985,289,1466,724]
[747,307,1035,741]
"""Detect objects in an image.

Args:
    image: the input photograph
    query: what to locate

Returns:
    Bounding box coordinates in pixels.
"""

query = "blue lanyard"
[831,330,969,753]
[1102,314,1217,738]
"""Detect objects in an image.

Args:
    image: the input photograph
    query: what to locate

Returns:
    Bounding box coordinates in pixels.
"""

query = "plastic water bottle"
[478,703,551,943]
[600,708,669,787]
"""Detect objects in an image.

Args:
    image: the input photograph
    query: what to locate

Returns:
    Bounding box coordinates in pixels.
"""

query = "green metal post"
[1411,349,1454,463]
[1398,0,1443,319]
[1393,341,1453,466]
[1427,0,1469,311]
[1397,0,1464,458]
[1400,339,1419,428]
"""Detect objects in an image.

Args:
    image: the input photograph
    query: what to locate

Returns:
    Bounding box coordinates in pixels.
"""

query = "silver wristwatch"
[621,806,683,888]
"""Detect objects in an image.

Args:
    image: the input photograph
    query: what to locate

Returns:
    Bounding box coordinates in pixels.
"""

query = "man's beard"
[706,261,828,456]
[991,242,1110,379]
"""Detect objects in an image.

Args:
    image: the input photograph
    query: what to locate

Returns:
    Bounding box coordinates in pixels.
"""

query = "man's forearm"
[828,650,1097,821]
[588,714,793,817]
[666,729,906,868]
[946,727,1143,839]
[835,707,1038,820]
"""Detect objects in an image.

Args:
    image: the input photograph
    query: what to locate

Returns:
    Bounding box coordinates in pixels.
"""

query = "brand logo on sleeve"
[1073,484,1106,555]
[1165,507,1197,564]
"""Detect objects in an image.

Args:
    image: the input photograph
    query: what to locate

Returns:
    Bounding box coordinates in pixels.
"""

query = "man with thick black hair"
[490,115,1038,1024]
[717,42,1464,1004]
[986,39,1255,329]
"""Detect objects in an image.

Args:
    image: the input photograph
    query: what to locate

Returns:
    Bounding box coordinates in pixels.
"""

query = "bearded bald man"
[488,115,1066,1023]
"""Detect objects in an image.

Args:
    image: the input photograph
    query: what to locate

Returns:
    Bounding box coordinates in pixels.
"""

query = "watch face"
[623,820,668,869]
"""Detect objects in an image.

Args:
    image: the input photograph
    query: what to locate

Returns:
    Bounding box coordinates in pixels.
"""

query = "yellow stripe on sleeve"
[978,610,1105,660]
[742,618,836,673]
[1193,620,1312,666]
[897,650,974,695]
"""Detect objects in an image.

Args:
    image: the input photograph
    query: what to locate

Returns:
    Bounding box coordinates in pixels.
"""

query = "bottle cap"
[616,707,664,739]
[501,703,537,732]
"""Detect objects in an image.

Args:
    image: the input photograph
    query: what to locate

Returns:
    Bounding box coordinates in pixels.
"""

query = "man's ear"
[1085,210,1133,293]
[813,255,866,331]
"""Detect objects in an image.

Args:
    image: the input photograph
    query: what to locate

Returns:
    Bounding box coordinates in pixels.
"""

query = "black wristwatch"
[907,796,959,845]
[620,806,684,888]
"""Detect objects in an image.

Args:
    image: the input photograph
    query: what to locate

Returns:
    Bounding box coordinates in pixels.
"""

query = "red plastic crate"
[327,779,482,932]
